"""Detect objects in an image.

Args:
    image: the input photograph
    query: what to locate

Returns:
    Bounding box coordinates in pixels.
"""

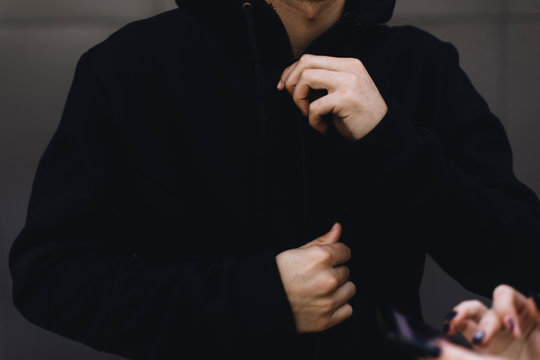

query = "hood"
[175,0,396,24]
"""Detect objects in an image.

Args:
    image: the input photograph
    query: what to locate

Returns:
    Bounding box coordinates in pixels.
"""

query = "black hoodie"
[9,0,540,359]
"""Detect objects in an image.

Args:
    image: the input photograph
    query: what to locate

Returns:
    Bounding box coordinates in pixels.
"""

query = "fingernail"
[444,310,457,322]
[472,331,485,345]
[504,315,515,333]
[277,80,283,89]
[442,323,450,334]
[331,223,339,232]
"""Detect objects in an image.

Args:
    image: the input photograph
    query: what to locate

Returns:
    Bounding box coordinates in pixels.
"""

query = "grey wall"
[1,0,539,359]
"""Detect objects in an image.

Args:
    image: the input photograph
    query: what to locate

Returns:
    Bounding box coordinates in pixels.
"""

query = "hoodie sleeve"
[334,41,540,297]
[9,53,297,360]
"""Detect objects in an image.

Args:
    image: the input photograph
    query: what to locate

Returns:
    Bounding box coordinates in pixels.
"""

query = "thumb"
[301,223,341,248]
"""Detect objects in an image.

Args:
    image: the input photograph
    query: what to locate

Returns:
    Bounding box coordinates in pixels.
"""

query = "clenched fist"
[277,54,388,142]
[276,223,356,333]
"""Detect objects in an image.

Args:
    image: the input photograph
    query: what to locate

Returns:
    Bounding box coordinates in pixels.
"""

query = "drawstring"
[242,2,269,222]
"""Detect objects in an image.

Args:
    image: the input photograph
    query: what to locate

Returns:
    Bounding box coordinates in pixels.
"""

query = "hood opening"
[175,0,396,24]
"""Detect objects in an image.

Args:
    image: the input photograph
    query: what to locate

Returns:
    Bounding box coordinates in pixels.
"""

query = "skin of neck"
[266,0,346,58]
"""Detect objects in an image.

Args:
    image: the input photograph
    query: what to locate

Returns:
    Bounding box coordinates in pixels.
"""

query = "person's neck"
[266,0,346,58]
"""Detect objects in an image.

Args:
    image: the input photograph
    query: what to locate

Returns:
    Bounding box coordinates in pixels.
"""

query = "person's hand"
[277,54,388,142]
[424,340,504,360]
[275,223,356,333]
[442,285,540,360]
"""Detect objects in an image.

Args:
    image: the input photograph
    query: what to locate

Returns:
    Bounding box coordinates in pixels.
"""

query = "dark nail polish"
[442,323,450,334]
[444,310,457,322]
[506,317,515,333]
[473,331,485,345]
[424,344,441,358]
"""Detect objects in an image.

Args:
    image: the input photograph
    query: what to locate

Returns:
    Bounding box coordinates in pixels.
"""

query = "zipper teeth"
[266,2,295,61]
[266,2,352,59]
[264,5,332,360]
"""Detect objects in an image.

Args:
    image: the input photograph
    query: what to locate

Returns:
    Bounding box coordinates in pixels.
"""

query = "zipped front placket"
[264,1,353,61]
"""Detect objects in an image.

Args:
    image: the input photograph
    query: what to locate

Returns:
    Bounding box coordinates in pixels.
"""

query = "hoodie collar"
[175,0,396,24]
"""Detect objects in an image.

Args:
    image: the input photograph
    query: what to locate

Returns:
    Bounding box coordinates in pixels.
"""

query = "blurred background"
[1,0,539,359]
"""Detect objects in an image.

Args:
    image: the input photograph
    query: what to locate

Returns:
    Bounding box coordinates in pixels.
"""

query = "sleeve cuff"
[330,100,424,177]
[232,249,297,348]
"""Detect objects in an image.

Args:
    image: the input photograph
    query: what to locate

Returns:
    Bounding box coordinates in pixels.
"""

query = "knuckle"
[481,309,497,322]
[320,273,339,292]
[300,54,312,64]
[351,72,363,84]
[342,87,357,101]
[285,82,295,93]
[493,284,512,298]
[312,246,331,262]
[350,57,364,70]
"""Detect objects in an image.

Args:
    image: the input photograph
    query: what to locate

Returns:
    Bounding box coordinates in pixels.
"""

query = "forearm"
[10,227,296,359]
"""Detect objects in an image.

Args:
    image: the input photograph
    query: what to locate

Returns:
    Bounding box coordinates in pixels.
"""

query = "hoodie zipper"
[266,2,296,61]
[266,2,352,61]
[306,11,352,54]
[263,6,347,360]
[248,4,355,360]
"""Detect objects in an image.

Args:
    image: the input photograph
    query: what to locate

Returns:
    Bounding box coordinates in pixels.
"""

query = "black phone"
[376,306,472,358]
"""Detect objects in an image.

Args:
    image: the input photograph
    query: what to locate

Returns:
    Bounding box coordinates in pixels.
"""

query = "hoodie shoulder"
[386,25,457,55]
[370,24,459,74]
[76,6,215,90]
[85,8,202,66]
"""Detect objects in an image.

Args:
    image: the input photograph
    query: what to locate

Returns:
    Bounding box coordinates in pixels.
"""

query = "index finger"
[492,285,527,336]
[449,300,488,334]
[277,61,298,90]
[471,309,504,346]
[278,55,362,93]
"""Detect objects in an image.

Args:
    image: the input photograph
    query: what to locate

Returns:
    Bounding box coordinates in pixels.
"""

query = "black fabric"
[9,0,540,359]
